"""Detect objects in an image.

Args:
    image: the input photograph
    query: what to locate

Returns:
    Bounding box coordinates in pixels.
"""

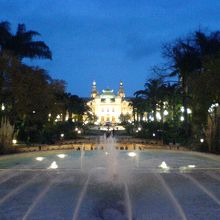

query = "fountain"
[0,135,220,219]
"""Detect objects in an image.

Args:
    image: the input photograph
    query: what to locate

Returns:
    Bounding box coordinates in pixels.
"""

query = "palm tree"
[0,21,52,60]
[135,78,164,121]
[163,37,199,137]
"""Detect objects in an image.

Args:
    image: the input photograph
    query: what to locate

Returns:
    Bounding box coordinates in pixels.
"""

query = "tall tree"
[0,21,52,60]
[135,78,164,121]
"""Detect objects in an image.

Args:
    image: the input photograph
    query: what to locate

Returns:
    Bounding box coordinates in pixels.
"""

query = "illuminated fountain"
[1,136,220,219]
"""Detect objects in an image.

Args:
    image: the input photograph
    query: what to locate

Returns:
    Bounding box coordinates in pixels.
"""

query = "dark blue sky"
[1,0,220,96]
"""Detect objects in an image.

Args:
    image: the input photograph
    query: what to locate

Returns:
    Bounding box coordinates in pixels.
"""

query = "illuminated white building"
[88,81,132,125]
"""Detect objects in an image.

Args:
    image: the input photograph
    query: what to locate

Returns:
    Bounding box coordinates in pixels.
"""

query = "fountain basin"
[0,150,220,219]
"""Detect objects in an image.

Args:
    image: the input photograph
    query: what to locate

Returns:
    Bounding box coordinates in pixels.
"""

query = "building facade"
[87,81,132,125]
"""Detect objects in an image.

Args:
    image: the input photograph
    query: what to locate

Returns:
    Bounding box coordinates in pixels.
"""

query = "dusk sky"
[1,0,220,96]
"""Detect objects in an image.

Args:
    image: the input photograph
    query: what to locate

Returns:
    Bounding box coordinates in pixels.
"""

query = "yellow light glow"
[12,139,17,144]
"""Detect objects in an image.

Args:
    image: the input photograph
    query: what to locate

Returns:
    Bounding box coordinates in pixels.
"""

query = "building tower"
[91,81,98,98]
[118,80,125,98]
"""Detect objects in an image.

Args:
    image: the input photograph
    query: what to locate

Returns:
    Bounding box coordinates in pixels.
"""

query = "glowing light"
[55,119,58,122]
[105,152,109,155]
[56,115,60,119]
[60,133,64,138]
[48,161,58,169]
[75,127,78,131]
[200,138,204,143]
[65,116,69,121]
[32,110,36,114]
[180,106,184,113]
[163,110,168,116]
[138,127,141,131]
[36,157,44,161]
[179,164,196,172]
[77,130,81,134]
[187,108,192,114]
[208,103,219,113]
[57,154,67,159]
[149,116,154,121]
[153,133,156,137]
[188,165,196,168]
[159,161,169,169]
[156,112,161,121]
[128,152,136,157]
[12,139,17,144]
[1,104,5,111]
[180,116,184,121]
[48,113,51,117]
